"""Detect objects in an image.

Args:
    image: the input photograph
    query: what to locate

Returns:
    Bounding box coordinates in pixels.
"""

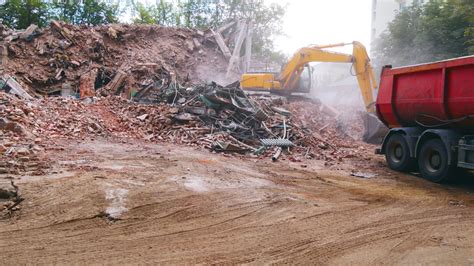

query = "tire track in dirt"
[261,205,474,264]
[2,140,474,264]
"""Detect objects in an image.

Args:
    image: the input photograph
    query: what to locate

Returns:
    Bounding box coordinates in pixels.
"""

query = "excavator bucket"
[362,113,388,144]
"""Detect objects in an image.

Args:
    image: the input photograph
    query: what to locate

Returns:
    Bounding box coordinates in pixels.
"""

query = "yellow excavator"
[240,41,387,144]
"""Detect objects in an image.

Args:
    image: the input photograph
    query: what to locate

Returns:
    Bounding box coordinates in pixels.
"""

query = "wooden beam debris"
[20,24,38,41]
[211,19,254,78]
[226,21,248,79]
[104,70,127,96]
[217,21,237,34]
[213,29,232,59]
[244,22,253,73]
[50,20,75,43]
[1,75,33,100]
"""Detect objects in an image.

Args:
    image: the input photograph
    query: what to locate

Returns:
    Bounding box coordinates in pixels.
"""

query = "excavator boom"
[240,41,387,144]
[278,47,353,91]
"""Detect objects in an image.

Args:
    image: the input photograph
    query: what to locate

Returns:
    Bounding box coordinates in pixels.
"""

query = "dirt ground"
[1,138,474,264]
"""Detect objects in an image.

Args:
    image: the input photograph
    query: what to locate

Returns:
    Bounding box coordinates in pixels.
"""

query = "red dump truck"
[376,56,474,182]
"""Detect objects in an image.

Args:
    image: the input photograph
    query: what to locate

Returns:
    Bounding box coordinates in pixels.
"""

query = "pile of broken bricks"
[0,80,371,164]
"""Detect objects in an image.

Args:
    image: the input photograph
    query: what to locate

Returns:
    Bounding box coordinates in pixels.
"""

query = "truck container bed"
[376,56,474,129]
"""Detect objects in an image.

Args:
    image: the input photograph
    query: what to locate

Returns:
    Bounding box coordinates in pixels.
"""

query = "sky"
[268,0,373,55]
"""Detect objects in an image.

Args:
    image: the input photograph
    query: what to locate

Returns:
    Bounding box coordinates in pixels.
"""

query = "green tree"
[133,1,176,26]
[373,4,423,67]
[79,0,119,25]
[177,0,214,28]
[50,0,81,24]
[0,0,50,29]
[0,0,120,28]
[156,0,176,26]
[373,0,474,68]
[130,0,286,60]
[228,1,285,59]
[133,2,157,24]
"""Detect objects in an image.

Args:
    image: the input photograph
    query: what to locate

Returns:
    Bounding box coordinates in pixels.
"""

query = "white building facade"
[370,0,426,44]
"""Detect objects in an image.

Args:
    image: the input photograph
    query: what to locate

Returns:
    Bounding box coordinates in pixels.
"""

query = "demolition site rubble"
[0,82,372,214]
[0,22,373,214]
[0,21,370,163]
[0,82,370,164]
[0,21,228,97]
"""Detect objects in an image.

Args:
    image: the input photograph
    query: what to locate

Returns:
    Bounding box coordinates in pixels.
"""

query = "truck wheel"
[385,133,414,172]
[418,139,454,183]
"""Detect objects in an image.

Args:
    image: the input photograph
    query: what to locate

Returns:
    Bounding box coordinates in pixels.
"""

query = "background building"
[370,0,425,45]
[312,0,428,109]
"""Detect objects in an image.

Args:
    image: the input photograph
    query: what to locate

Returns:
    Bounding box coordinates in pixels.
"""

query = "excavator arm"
[241,41,377,112]
[350,41,378,113]
[278,47,353,91]
[240,41,387,143]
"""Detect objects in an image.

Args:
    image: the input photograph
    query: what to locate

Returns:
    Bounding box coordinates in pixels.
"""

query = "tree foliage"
[0,0,285,60]
[0,0,120,29]
[51,0,119,25]
[226,1,285,59]
[0,0,50,29]
[133,1,176,26]
[373,0,474,67]
[131,0,286,60]
[132,2,156,24]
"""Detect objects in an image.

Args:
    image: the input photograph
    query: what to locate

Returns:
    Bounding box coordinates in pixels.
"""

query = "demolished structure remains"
[1,21,372,214]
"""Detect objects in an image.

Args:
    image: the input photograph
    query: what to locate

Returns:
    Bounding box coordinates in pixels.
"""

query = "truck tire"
[418,139,454,183]
[385,133,414,172]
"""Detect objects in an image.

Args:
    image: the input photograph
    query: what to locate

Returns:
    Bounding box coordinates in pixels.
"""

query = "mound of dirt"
[1,21,228,97]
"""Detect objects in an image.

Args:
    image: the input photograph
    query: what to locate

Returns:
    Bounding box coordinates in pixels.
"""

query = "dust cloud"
[194,50,239,85]
[310,63,368,140]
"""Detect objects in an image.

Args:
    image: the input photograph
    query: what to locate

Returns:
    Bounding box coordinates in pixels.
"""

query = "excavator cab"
[296,64,312,93]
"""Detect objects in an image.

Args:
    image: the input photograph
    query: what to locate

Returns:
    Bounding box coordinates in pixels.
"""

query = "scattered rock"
[20,24,39,40]
[351,172,376,179]
[15,147,30,156]
[0,180,16,199]
[0,118,27,135]
[136,114,148,121]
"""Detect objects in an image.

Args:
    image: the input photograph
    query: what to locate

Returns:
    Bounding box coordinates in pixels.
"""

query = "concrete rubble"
[0,90,49,176]
[0,21,228,97]
[0,22,372,178]
[0,83,369,165]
